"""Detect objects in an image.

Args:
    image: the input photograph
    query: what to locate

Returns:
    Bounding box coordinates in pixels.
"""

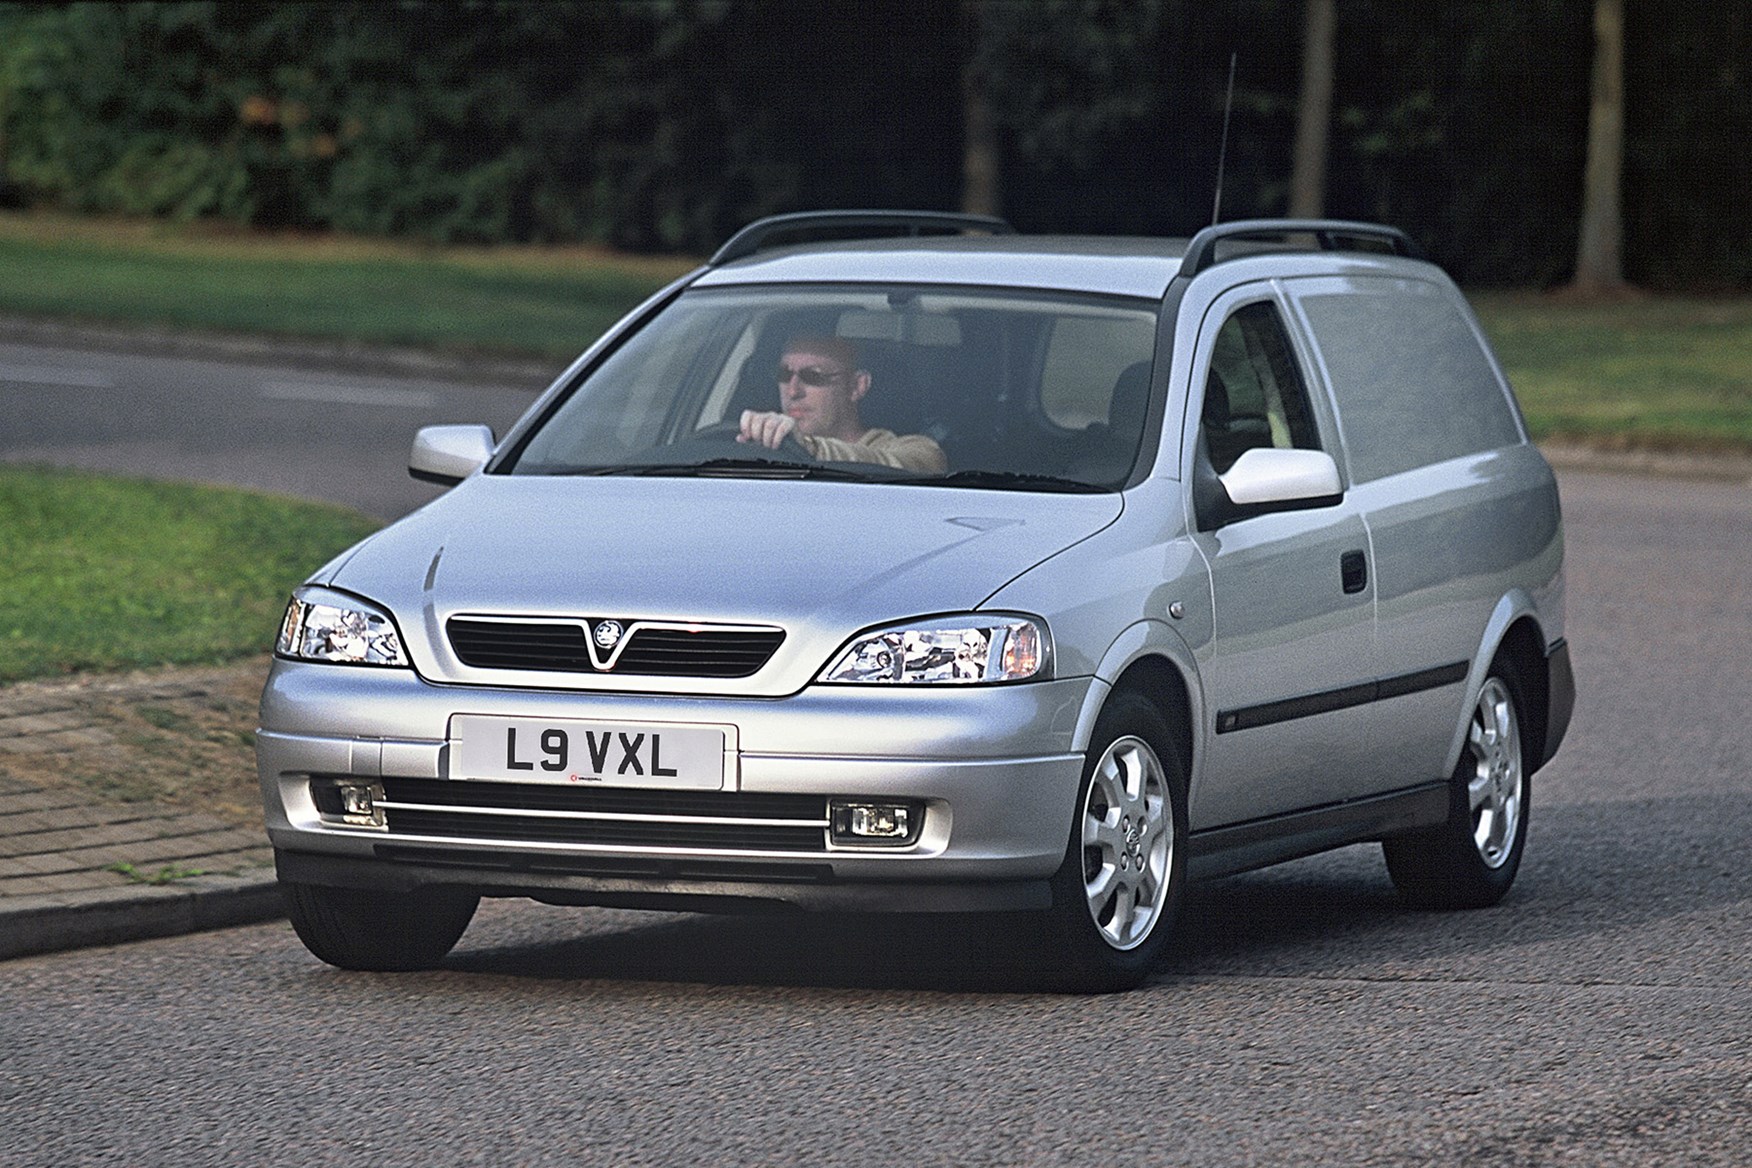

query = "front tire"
[1037,692,1188,992]
[1384,658,1531,909]
[282,881,479,971]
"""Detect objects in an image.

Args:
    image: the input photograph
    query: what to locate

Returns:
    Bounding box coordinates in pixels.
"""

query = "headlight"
[276,586,409,667]
[819,615,1049,685]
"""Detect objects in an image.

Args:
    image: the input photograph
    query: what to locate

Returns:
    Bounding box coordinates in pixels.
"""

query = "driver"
[738,335,947,472]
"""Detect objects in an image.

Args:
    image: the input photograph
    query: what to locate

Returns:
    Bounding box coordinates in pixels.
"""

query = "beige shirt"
[800,428,948,473]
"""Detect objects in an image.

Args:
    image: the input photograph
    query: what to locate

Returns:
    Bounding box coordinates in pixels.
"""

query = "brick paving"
[0,664,274,906]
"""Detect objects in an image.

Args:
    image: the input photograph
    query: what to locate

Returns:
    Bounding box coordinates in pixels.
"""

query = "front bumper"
[258,659,1096,912]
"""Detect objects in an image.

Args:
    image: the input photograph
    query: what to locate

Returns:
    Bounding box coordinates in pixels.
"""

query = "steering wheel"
[669,419,818,463]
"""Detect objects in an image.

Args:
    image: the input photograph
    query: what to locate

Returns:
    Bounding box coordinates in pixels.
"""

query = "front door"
[1184,287,1393,829]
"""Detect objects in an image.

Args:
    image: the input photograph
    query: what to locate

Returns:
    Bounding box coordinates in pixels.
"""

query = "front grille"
[448,620,591,670]
[376,777,829,853]
[614,629,785,676]
[447,618,784,678]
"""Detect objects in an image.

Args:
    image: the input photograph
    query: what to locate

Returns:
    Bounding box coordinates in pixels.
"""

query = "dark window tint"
[1300,283,1522,482]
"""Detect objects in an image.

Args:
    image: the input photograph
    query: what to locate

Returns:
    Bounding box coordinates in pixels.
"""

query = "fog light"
[331,780,386,829]
[830,801,918,846]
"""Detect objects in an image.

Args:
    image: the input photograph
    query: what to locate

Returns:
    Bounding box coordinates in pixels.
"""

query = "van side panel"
[1285,275,1565,787]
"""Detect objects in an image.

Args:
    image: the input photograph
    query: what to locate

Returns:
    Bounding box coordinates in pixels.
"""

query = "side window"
[1299,283,1523,482]
[1203,301,1321,473]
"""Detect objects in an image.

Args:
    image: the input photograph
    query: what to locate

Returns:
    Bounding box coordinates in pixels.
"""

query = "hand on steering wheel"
[738,410,816,459]
[738,409,795,449]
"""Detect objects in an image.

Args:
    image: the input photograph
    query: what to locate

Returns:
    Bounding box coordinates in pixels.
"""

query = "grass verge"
[0,466,378,683]
[0,210,694,362]
[1465,293,1751,453]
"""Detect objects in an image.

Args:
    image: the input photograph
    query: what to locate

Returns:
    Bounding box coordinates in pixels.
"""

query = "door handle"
[1341,549,1368,594]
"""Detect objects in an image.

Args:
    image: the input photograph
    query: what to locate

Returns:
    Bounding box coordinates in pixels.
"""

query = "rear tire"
[1384,657,1530,910]
[1035,692,1188,992]
[282,881,479,971]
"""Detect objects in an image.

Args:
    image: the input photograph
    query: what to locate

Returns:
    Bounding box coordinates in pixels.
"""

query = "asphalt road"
[0,335,549,520]
[3,337,1750,1164]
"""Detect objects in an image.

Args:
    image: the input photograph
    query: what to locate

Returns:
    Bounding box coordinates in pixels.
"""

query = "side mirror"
[1221,447,1342,507]
[409,424,495,487]
[1196,446,1342,530]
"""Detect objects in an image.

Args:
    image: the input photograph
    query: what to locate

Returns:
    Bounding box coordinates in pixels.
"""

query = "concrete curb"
[0,870,283,962]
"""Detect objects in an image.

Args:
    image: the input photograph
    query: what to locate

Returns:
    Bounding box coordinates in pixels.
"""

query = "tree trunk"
[1288,0,1336,219]
[1571,0,1628,293]
[961,37,1001,218]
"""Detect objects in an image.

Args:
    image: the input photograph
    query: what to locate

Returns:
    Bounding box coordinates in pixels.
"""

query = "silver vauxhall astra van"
[259,213,1574,990]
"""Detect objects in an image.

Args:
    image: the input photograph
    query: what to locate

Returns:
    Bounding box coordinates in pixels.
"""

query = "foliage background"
[0,0,1746,288]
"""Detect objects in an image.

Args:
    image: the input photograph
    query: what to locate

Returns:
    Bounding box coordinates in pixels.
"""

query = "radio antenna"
[1211,53,1237,225]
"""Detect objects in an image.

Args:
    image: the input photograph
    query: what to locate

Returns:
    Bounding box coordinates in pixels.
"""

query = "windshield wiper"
[898,469,1109,493]
[535,459,876,481]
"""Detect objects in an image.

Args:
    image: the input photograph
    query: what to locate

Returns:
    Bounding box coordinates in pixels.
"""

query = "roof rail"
[1179,218,1426,278]
[709,210,1015,266]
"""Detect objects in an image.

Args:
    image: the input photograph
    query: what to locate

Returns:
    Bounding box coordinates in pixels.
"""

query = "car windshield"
[502,284,1160,490]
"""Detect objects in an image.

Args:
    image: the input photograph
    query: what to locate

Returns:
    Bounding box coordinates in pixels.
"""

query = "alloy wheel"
[1467,676,1524,869]
[1081,735,1172,950]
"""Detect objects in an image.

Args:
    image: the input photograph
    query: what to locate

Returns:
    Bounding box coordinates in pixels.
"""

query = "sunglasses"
[776,363,849,388]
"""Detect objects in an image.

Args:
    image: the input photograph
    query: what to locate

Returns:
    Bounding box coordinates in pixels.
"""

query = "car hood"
[323,474,1123,694]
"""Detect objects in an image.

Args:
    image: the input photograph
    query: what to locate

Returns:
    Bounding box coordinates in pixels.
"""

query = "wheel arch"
[1498,616,1555,772]
[1449,592,1558,778]
[1077,622,1202,785]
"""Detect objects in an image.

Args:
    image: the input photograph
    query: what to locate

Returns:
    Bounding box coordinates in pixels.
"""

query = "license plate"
[449,714,728,790]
